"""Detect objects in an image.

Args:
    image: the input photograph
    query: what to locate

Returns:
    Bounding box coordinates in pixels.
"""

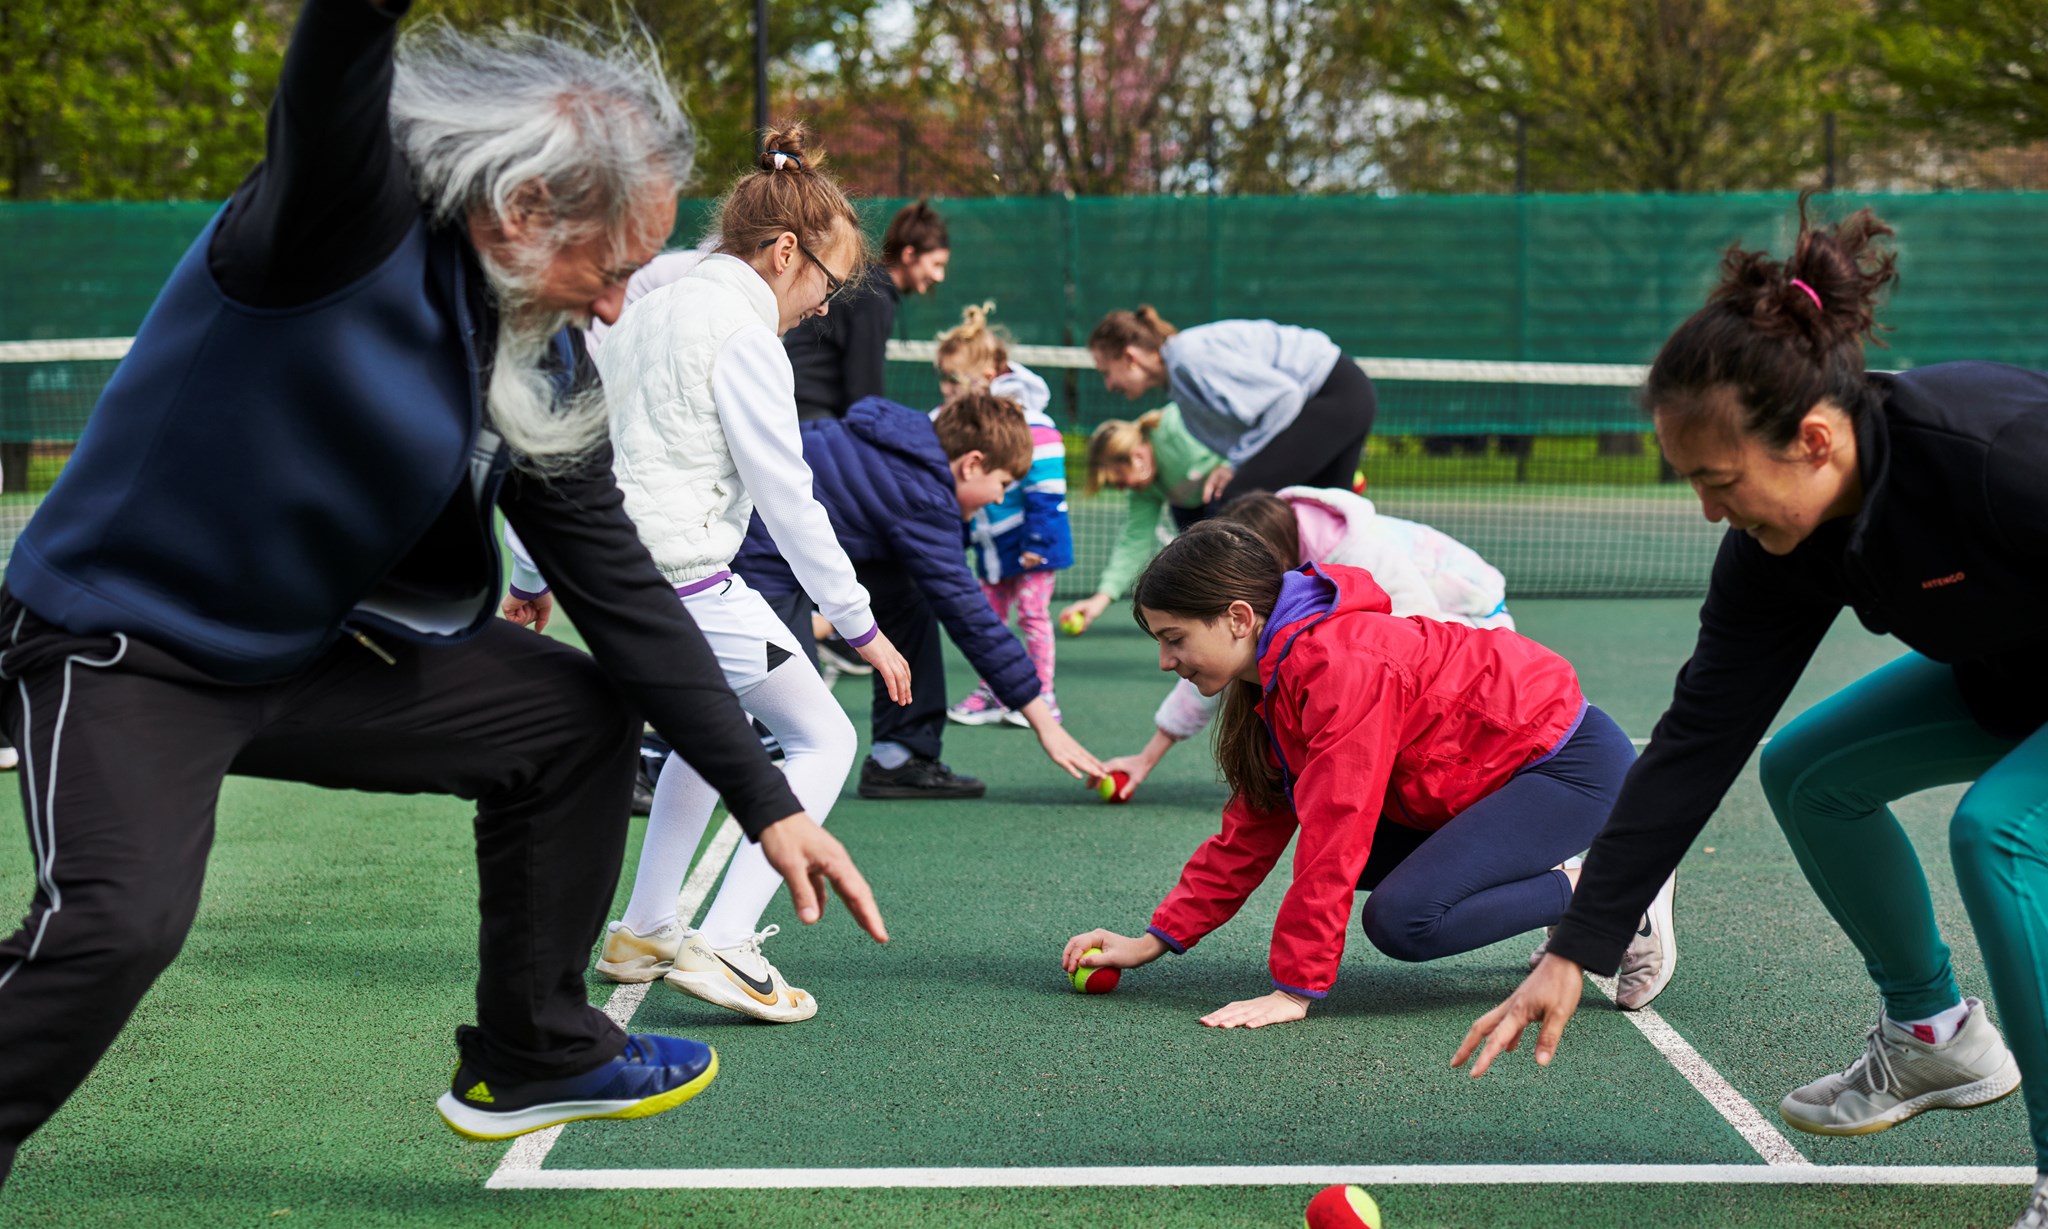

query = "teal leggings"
[1761,651,2048,1166]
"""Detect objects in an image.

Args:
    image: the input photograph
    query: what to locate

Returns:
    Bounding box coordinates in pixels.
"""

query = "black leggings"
[1218,358,1377,503]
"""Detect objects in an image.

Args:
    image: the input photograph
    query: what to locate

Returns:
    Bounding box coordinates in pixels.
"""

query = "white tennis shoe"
[664,925,817,1023]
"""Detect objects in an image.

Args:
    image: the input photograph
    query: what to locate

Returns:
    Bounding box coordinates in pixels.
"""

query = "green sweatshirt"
[1094,403,1227,599]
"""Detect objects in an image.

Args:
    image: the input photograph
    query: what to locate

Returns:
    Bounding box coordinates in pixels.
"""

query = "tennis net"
[885,342,1719,601]
[0,338,1721,600]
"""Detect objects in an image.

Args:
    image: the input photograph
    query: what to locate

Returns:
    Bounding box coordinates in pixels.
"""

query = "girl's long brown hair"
[1132,522,1289,814]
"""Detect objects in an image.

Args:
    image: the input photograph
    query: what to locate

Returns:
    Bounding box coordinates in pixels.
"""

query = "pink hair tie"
[1789,277,1823,312]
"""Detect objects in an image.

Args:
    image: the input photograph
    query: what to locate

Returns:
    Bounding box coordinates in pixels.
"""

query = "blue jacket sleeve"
[892,474,1043,711]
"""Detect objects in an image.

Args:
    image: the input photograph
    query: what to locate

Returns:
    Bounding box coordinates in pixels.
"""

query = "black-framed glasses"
[758,236,850,303]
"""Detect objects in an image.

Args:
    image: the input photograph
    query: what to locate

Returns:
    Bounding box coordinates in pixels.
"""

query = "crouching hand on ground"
[1452,951,1585,1076]
[1062,928,1166,975]
[758,814,889,943]
[1018,697,1106,780]
[1201,989,1310,1030]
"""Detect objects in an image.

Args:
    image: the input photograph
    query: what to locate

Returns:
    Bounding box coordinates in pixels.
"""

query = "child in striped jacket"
[933,305,1075,725]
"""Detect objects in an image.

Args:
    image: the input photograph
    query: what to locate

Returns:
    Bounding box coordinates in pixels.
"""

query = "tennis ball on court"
[1060,610,1087,636]
[1304,1184,1381,1229]
[1070,948,1121,994]
[1096,770,1132,804]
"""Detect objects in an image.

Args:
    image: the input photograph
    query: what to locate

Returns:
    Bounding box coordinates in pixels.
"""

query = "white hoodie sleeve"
[503,521,550,598]
[711,322,877,643]
[1154,677,1222,740]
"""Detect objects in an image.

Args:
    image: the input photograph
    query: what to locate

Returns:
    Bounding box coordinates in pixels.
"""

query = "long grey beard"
[475,243,610,476]
[486,315,610,476]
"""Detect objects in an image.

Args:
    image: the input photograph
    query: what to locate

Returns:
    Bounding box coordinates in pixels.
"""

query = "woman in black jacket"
[1456,201,2048,1228]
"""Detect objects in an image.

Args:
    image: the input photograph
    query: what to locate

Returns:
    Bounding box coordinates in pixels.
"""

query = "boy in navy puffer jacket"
[735,395,1103,799]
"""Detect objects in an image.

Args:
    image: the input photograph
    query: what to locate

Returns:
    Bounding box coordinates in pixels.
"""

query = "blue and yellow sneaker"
[435,1033,718,1140]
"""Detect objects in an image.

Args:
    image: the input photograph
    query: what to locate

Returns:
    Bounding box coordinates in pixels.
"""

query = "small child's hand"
[1019,551,1046,569]
[1062,929,1166,974]
[1201,464,1236,505]
[1200,990,1310,1030]
[501,592,553,632]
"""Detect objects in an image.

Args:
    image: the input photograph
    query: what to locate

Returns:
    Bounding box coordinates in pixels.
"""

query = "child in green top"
[1058,404,1228,633]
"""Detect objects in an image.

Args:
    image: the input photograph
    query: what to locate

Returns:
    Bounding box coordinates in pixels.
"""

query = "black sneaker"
[858,754,986,799]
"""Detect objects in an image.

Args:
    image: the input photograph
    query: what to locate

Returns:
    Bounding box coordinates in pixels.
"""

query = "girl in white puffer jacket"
[585,123,909,1024]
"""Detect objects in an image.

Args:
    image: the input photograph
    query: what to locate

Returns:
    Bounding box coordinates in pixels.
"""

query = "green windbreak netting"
[4,192,2045,596]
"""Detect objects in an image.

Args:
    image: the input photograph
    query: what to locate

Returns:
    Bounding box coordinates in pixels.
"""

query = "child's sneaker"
[1779,997,2020,1136]
[1002,692,1059,727]
[595,920,683,984]
[947,684,1010,726]
[436,1033,717,1140]
[663,925,817,1023]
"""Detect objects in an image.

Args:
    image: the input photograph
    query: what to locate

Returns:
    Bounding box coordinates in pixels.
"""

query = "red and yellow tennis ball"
[1059,610,1087,636]
[1070,948,1121,994]
[1304,1184,1382,1229]
[1096,770,1132,804]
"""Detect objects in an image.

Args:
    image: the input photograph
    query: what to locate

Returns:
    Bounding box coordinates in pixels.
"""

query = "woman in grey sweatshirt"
[1088,305,1376,507]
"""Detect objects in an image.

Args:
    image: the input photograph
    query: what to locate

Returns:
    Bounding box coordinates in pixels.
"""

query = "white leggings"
[618,654,856,947]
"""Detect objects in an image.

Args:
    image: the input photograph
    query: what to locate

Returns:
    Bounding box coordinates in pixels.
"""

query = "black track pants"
[0,598,640,1186]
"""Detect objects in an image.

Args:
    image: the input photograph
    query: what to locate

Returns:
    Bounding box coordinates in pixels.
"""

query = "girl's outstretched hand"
[854,630,914,706]
[1200,990,1309,1029]
[1062,928,1166,975]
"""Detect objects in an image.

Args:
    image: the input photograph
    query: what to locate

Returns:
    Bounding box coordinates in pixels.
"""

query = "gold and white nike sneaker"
[595,920,682,984]
[663,925,817,1023]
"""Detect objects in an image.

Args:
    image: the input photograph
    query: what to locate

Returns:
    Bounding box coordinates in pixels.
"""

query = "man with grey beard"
[0,0,886,1177]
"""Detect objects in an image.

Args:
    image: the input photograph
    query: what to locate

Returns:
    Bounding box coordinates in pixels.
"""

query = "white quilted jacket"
[599,255,780,585]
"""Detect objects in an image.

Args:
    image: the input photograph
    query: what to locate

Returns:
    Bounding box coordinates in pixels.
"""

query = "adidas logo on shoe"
[463,1081,495,1105]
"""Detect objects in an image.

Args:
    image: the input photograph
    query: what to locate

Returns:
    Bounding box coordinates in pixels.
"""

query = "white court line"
[488,1163,2032,1191]
[491,818,744,1180]
[1587,975,1809,1166]
[489,789,1816,1189]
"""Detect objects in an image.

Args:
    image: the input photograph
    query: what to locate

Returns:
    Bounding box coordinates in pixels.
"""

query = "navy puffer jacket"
[735,397,1042,710]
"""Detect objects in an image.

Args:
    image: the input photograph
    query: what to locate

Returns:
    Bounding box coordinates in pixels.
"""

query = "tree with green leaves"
[1369,0,1862,193]
[1867,0,2048,146]
[0,0,284,200]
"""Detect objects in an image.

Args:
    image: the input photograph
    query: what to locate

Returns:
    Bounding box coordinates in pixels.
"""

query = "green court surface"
[0,601,2032,1227]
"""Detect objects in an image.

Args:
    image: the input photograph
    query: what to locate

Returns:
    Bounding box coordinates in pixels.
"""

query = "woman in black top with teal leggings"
[1456,202,2048,1228]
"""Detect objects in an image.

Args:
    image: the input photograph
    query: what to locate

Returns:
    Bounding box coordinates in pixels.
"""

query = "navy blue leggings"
[1355,704,1635,962]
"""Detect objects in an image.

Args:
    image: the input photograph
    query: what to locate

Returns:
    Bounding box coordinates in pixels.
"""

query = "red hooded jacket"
[1148,563,1586,997]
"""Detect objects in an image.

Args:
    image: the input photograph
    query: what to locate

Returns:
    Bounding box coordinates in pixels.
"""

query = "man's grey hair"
[390,19,693,471]
[392,18,692,256]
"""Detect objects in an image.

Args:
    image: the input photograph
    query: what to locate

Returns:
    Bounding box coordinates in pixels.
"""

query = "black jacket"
[783,266,900,421]
[1552,361,2048,972]
[11,0,803,836]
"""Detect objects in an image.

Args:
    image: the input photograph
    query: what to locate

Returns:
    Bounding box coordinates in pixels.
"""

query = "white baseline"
[489,1163,2031,1191]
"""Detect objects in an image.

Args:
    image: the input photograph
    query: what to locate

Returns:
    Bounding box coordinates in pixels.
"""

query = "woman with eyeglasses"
[1088,306,1376,510]
[785,198,951,423]
[552,121,912,1024]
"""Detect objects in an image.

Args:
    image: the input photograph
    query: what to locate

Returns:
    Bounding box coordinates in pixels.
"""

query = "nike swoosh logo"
[715,954,780,1003]
[1638,920,1653,938]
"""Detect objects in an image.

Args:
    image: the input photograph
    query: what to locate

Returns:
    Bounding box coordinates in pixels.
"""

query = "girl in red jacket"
[1063,522,1654,1028]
